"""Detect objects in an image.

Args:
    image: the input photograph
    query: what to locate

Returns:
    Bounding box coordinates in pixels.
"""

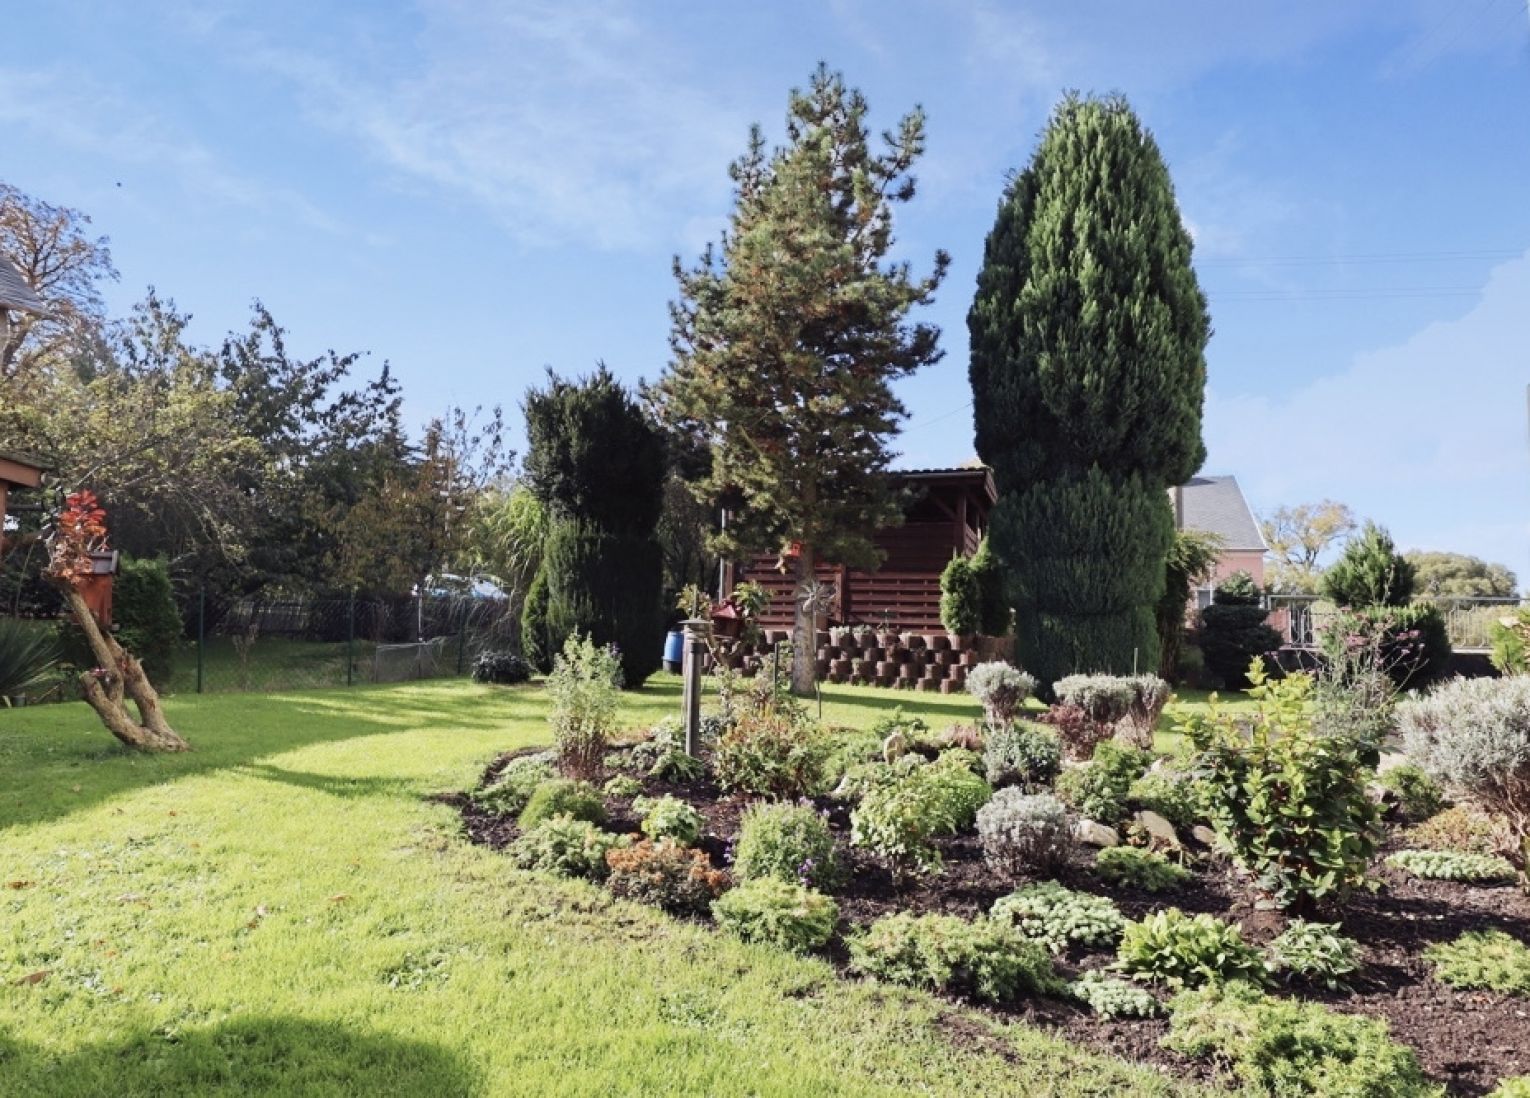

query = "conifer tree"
[651,65,949,694]
[969,94,1209,687]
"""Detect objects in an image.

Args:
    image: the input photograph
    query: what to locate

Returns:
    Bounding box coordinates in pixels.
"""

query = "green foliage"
[990,882,1125,953]
[1126,770,1201,831]
[1094,846,1190,893]
[969,536,1011,636]
[1197,600,1281,690]
[1406,550,1517,598]
[924,752,994,829]
[1157,529,1223,680]
[1264,920,1361,989]
[1321,522,1415,608]
[1055,741,1150,825]
[939,554,981,637]
[473,754,555,815]
[850,912,1058,1003]
[652,66,948,692]
[545,633,623,779]
[604,838,730,915]
[542,517,663,689]
[970,93,1207,688]
[712,711,831,799]
[517,779,605,831]
[509,816,626,880]
[519,562,554,674]
[110,556,183,687]
[1406,804,1503,856]
[1183,665,1381,910]
[1491,607,1530,676]
[1323,603,1452,691]
[602,774,643,799]
[966,662,1037,730]
[1164,980,1441,1097]
[1054,674,1136,724]
[0,618,60,701]
[1071,971,1159,1019]
[471,650,532,685]
[732,801,840,890]
[1214,570,1262,605]
[851,761,989,872]
[1427,930,1530,994]
[1386,849,1517,884]
[1490,1078,1530,1098]
[982,721,1061,789]
[975,789,1072,877]
[634,795,704,846]
[1115,909,1266,988]
[1377,764,1446,822]
[711,878,838,954]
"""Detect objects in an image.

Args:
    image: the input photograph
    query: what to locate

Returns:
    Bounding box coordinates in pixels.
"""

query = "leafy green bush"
[545,633,623,779]
[520,562,554,674]
[969,536,1011,637]
[518,779,605,831]
[1325,603,1452,691]
[1490,607,1530,676]
[1264,920,1361,990]
[1197,599,1281,691]
[1490,1076,1530,1098]
[634,795,703,846]
[1126,769,1201,831]
[602,774,643,799]
[1055,741,1150,824]
[966,662,1037,730]
[1406,804,1504,856]
[605,838,729,915]
[1164,980,1440,1098]
[850,912,1057,1003]
[982,721,1061,789]
[975,790,1072,877]
[474,754,556,815]
[1400,675,1530,870]
[1387,848,1517,884]
[712,711,830,799]
[1426,930,1530,994]
[1115,909,1266,988]
[1053,674,1136,724]
[1071,970,1159,1018]
[990,881,1124,953]
[1321,522,1415,608]
[732,801,839,890]
[1378,763,1446,822]
[939,554,981,637]
[1094,846,1189,892]
[711,878,837,953]
[102,556,182,688]
[471,649,532,685]
[850,760,991,873]
[510,816,626,880]
[923,752,993,829]
[1183,665,1380,911]
[0,618,60,701]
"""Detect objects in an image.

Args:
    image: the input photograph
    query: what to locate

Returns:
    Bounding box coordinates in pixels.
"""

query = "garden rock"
[1132,810,1180,849]
[1074,819,1120,847]
[1190,825,1219,848]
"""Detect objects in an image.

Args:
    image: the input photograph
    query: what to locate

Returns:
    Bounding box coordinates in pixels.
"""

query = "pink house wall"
[1209,549,1266,589]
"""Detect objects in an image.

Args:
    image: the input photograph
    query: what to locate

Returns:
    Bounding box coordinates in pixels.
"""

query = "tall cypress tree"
[522,366,667,686]
[651,65,948,694]
[968,94,1209,688]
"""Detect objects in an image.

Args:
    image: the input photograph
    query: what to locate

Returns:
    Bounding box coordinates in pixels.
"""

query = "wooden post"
[680,617,711,757]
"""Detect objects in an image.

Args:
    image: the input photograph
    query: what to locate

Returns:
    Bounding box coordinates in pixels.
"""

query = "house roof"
[891,465,998,505]
[0,255,47,317]
[1178,475,1266,551]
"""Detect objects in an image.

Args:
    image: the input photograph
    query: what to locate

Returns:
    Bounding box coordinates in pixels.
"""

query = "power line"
[902,400,973,435]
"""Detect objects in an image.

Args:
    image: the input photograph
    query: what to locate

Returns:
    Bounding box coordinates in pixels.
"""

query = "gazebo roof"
[0,255,47,317]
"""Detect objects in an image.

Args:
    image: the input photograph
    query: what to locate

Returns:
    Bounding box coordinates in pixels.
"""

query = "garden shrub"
[1264,920,1361,989]
[711,878,837,953]
[1387,849,1517,884]
[1094,846,1189,892]
[1407,804,1504,856]
[1491,606,1530,676]
[975,789,1072,878]
[546,633,623,779]
[635,795,704,846]
[1378,763,1446,823]
[990,881,1124,953]
[603,774,643,799]
[1055,741,1150,824]
[518,779,605,831]
[474,754,555,815]
[970,536,1010,637]
[1492,1079,1530,1098]
[1164,980,1440,1098]
[1427,930,1530,994]
[1038,703,1116,761]
[923,752,993,829]
[1115,909,1266,988]
[732,801,840,890]
[1126,769,1201,831]
[1071,970,1159,1018]
[967,662,1037,730]
[1184,664,1381,911]
[982,721,1061,789]
[520,562,554,674]
[1197,583,1281,692]
[1321,521,1415,608]
[1053,674,1136,725]
[939,554,981,637]
[629,718,704,781]
[851,762,986,873]
[1324,603,1452,692]
[849,912,1058,1003]
[712,710,830,799]
[605,838,729,915]
[1118,674,1172,749]
[471,649,532,685]
[1399,675,1530,869]
[510,816,626,880]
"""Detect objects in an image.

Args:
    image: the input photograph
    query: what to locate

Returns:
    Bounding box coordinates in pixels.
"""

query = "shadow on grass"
[0,1016,478,1097]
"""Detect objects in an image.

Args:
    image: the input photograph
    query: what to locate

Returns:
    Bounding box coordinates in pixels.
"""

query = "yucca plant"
[0,617,61,705]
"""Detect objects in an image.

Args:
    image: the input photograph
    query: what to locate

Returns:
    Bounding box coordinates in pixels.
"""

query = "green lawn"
[0,676,1215,1096]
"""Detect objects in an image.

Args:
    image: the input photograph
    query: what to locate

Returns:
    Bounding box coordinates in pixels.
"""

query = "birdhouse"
[80,550,119,630]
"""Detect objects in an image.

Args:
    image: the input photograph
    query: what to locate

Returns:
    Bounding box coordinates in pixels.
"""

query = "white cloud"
[1205,249,1530,578]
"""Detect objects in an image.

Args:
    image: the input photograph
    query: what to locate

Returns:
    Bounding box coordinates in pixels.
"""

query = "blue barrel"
[662,629,685,674]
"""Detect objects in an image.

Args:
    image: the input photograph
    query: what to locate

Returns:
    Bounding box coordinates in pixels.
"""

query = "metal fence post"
[346,590,356,687]
[196,588,205,694]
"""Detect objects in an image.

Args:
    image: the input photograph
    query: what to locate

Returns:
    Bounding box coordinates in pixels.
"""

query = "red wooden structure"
[724,467,997,632]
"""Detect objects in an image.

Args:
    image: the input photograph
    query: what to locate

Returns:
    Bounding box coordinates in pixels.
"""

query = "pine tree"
[1321,522,1415,608]
[968,94,1209,687]
[650,66,949,694]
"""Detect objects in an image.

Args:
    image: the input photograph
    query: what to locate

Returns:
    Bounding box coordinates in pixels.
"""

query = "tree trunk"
[791,543,817,696]
[58,585,190,752]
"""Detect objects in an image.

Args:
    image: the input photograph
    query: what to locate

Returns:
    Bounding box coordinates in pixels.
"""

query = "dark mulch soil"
[454,747,1530,1096]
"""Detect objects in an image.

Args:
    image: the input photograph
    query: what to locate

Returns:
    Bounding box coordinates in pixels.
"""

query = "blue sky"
[5,1,1529,583]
